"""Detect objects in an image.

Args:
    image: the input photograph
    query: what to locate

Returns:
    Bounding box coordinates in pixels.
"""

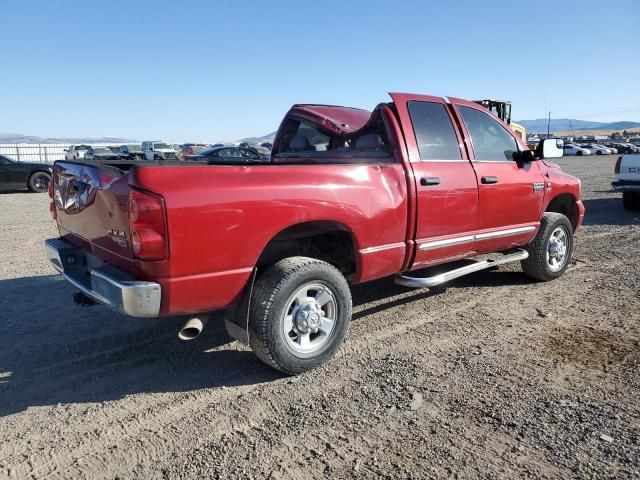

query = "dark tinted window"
[458,106,517,161]
[408,101,462,161]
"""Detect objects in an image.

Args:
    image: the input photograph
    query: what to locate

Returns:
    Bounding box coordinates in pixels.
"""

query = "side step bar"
[394,249,529,289]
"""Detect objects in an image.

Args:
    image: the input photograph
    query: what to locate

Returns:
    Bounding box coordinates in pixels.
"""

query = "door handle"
[481,176,499,184]
[420,177,440,186]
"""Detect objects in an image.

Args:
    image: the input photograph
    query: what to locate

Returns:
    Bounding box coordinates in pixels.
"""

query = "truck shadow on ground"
[581,197,640,226]
[0,267,530,416]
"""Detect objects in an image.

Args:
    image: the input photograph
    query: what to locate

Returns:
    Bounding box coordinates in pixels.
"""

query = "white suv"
[141,141,179,161]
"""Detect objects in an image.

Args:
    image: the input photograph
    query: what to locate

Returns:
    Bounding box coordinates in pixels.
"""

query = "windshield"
[153,143,171,149]
[92,148,112,154]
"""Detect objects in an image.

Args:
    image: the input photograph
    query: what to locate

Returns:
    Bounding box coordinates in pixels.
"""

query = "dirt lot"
[0,155,638,479]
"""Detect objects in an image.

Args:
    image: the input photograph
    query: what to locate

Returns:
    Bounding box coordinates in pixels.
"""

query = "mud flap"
[224,268,257,346]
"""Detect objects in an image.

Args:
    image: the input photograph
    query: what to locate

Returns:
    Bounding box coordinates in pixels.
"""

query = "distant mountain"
[516,119,640,134]
[239,131,277,144]
[0,133,137,144]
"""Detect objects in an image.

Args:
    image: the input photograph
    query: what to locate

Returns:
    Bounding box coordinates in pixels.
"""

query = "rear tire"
[623,192,640,211]
[27,172,51,193]
[248,257,352,375]
[521,212,573,281]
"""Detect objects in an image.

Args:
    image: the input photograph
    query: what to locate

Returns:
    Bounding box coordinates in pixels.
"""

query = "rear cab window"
[407,101,462,161]
[273,110,393,162]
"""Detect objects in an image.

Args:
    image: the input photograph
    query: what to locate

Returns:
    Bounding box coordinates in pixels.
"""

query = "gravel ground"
[0,155,638,479]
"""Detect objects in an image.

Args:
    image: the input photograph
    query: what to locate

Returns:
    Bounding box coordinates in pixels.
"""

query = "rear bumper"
[612,181,640,192]
[44,238,161,317]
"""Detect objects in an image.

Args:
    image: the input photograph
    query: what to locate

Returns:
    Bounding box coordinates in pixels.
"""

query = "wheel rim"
[33,175,49,192]
[546,226,569,272]
[282,282,338,354]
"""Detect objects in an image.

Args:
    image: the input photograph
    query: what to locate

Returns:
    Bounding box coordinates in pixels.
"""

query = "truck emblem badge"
[107,229,128,247]
[533,182,544,192]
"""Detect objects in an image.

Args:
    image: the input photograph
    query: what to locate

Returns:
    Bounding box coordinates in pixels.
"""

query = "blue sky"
[1,0,639,142]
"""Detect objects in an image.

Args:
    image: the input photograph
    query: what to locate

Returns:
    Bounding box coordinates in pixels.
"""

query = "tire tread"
[249,256,351,375]
[521,212,573,281]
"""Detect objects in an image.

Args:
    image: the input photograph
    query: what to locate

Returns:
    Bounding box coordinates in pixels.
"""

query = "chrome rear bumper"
[612,181,640,192]
[44,238,161,317]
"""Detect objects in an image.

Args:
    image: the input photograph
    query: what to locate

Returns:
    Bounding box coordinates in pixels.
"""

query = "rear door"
[449,97,545,253]
[390,93,479,269]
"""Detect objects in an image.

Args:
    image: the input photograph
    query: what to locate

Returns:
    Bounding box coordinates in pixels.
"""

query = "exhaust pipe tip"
[178,316,208,341]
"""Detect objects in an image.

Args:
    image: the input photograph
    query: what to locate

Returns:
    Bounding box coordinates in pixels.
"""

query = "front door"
[390,93,479,269]
[449,97,545,253]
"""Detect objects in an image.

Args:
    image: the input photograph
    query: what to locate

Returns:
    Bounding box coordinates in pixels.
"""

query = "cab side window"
[407,101,462,161]
[458,106,517,161]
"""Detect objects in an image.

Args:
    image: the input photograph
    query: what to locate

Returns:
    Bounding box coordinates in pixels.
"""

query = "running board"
[394,249,529,289]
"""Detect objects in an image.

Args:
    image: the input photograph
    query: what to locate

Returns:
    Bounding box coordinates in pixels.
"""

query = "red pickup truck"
[45,93,584,374]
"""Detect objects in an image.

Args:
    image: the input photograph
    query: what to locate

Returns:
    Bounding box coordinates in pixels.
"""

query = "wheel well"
[546,194,578,230]
[257,222,357,276]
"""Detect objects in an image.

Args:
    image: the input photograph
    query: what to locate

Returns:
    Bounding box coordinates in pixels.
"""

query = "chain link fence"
[0,144,127,163]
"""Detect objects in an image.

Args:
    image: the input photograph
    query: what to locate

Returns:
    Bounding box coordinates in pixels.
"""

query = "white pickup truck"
[613,155,640,210]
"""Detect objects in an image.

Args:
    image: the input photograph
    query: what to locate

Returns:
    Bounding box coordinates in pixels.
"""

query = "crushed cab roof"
[290,104,373,134]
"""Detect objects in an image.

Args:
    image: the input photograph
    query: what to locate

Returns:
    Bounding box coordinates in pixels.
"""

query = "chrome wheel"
[282,282,337,354]
[546,226,569,272]
[33,176,48,191]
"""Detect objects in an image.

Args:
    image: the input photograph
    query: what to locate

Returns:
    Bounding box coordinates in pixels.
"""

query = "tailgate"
[620,155,640,181]
[52,161,135,270]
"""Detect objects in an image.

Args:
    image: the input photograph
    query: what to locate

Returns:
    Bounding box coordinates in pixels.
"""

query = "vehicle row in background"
[62,140,274,163]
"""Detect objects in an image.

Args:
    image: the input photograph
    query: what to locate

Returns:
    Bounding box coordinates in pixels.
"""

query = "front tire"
[623,192,640,210]
[521,212,573,281]
[577,151,583,156]
[27,172,51,193]
[249,257,352,375]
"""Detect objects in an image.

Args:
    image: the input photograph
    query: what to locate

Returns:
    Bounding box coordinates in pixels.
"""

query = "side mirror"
[63,149,68,152]
[537,138,564,159]
[513,149,535,163]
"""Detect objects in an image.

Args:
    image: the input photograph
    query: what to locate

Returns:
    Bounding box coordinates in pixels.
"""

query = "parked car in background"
[610,143,640,154]
[64,145,90,161]
[178,144,208,161]
[0,154,52,192]
[260,142,273,150]
[579,144,611,155]
[118,144,145,160]
[191,145,268,162]
[141,141,179,161]
[84,147,121,161]
[563,144,591,156]
[612,155,640,210]
[46,92,583,374]
[238,142,271,157]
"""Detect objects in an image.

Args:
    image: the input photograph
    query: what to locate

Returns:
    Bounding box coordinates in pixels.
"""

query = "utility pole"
[568,119,575,139]
[547,111,551,138]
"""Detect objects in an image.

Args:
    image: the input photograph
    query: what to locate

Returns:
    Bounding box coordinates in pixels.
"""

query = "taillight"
[614,156,622,174]
[48,177,56,219]
[129,189,168,260]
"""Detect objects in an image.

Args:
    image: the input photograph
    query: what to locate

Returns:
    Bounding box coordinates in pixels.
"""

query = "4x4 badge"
[533,182,545,192]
